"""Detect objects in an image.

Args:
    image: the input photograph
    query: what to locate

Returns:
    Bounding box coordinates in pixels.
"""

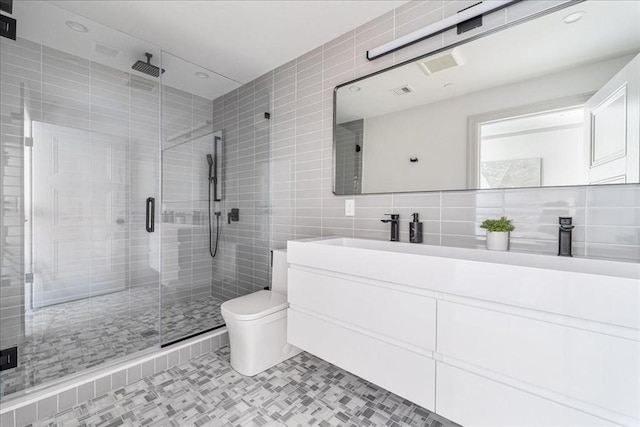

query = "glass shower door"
[0,1,162,399]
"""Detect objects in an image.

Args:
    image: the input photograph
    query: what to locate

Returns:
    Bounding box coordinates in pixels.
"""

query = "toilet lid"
[221,290,288,321]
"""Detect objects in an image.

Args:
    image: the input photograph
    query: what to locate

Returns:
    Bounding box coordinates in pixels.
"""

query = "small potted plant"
[480,216,514,251]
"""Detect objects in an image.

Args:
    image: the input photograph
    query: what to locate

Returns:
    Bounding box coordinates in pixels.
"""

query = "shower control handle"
[146,197,155,233]
[228,208,239,224]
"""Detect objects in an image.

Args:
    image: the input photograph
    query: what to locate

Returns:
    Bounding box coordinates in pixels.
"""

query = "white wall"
[362,56,631,193]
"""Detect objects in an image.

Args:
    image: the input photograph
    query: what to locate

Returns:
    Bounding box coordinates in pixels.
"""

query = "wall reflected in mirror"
[334,1,640,195]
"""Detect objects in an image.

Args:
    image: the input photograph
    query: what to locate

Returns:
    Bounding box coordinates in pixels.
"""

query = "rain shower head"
[132,53,165,77]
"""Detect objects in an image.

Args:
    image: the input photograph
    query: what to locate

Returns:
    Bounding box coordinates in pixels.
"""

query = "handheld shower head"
[206,154,214,183]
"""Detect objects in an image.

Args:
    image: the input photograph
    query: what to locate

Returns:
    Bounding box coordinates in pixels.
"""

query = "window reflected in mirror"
[477,104,586,189]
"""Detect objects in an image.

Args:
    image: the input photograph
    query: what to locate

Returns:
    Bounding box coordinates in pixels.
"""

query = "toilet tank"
[271,249,288,295]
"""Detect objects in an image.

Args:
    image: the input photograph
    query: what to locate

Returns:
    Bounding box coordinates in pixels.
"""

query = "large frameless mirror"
[334,1,640,195]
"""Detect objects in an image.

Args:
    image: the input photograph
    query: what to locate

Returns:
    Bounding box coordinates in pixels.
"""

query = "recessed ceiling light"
[349,86,361,92]
[195,72,209,79]
[563,11,585,24]
[66,21,89,33]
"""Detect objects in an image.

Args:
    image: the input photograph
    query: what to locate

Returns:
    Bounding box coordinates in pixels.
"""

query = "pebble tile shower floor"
[32,346,459,427]
[1,285,225,397]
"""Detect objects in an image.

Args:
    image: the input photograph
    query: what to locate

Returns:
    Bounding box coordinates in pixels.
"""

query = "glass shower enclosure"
[0,1,269,402]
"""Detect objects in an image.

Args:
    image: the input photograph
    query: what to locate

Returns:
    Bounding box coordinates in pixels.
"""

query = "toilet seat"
[221,290,287,321]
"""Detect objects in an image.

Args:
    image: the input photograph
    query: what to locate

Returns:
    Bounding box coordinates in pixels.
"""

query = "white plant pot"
[486,231,510,251]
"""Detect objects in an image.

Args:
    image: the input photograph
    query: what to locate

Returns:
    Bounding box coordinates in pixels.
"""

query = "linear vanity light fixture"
[366,0,518,60]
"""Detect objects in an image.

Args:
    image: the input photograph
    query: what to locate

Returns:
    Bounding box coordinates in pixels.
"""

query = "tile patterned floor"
[34,346,460,427]
[1,285,225,398]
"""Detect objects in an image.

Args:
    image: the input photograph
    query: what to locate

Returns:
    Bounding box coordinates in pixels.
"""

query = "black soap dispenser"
[410,213,423,243]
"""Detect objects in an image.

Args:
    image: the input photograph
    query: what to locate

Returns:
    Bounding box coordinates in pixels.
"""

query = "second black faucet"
[381,214,400,242]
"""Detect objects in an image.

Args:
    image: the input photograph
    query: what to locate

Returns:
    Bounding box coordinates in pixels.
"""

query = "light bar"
[366,0,518,60]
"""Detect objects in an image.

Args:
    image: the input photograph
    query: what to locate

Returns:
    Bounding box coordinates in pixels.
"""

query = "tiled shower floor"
[1,285,225,398]
[35,346,460,427]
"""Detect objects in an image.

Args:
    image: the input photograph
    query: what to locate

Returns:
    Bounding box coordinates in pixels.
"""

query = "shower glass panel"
[0,0,267,403]
[160,77,222,343]
[159,52,270,345]
[0,2,161,399]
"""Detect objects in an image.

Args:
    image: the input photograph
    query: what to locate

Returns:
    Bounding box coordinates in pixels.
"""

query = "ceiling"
[47,0,405,84]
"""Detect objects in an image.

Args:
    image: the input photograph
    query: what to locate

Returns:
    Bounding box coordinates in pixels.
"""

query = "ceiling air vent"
[93,42,120,58]
[418,49,462,75]
[392,84,414,96]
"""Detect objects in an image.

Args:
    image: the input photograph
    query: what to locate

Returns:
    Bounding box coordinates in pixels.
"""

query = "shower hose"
[208,179,220,258]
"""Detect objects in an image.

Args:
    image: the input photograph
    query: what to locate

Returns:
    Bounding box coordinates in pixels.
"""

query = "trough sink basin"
[287,237,640,330]
[306,237,639,278]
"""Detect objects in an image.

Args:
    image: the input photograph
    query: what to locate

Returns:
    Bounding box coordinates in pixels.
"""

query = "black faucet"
[558,216,574,257]
[381,214,400,242]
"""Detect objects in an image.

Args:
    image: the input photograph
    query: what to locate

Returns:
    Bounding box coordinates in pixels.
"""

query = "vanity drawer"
[288,308,436,411]
[288,268,436,351]
[437,300,640,421]
[436,363,618,427]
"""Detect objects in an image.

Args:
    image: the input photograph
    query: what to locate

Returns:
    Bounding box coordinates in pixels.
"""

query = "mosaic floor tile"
[34,347,461,427]
[1,285,225,398]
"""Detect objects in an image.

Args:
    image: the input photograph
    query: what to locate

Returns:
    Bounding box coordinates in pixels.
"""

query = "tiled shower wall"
[209,78,271,300]
[161,86,215,307]
[216,0,640,263]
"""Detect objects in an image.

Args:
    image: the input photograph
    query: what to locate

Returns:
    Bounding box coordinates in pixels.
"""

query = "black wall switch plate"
[1,13,17,40]
[0,346,18,371]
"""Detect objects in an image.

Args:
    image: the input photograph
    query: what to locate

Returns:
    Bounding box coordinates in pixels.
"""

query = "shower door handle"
[146,197,155,232]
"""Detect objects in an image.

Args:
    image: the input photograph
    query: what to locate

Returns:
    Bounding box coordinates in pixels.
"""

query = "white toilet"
[220,249,301,376]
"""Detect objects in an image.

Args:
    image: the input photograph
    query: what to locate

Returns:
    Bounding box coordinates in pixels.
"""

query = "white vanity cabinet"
[436,301,638,426]
[286,238,640,427]
[287,268,437,409]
